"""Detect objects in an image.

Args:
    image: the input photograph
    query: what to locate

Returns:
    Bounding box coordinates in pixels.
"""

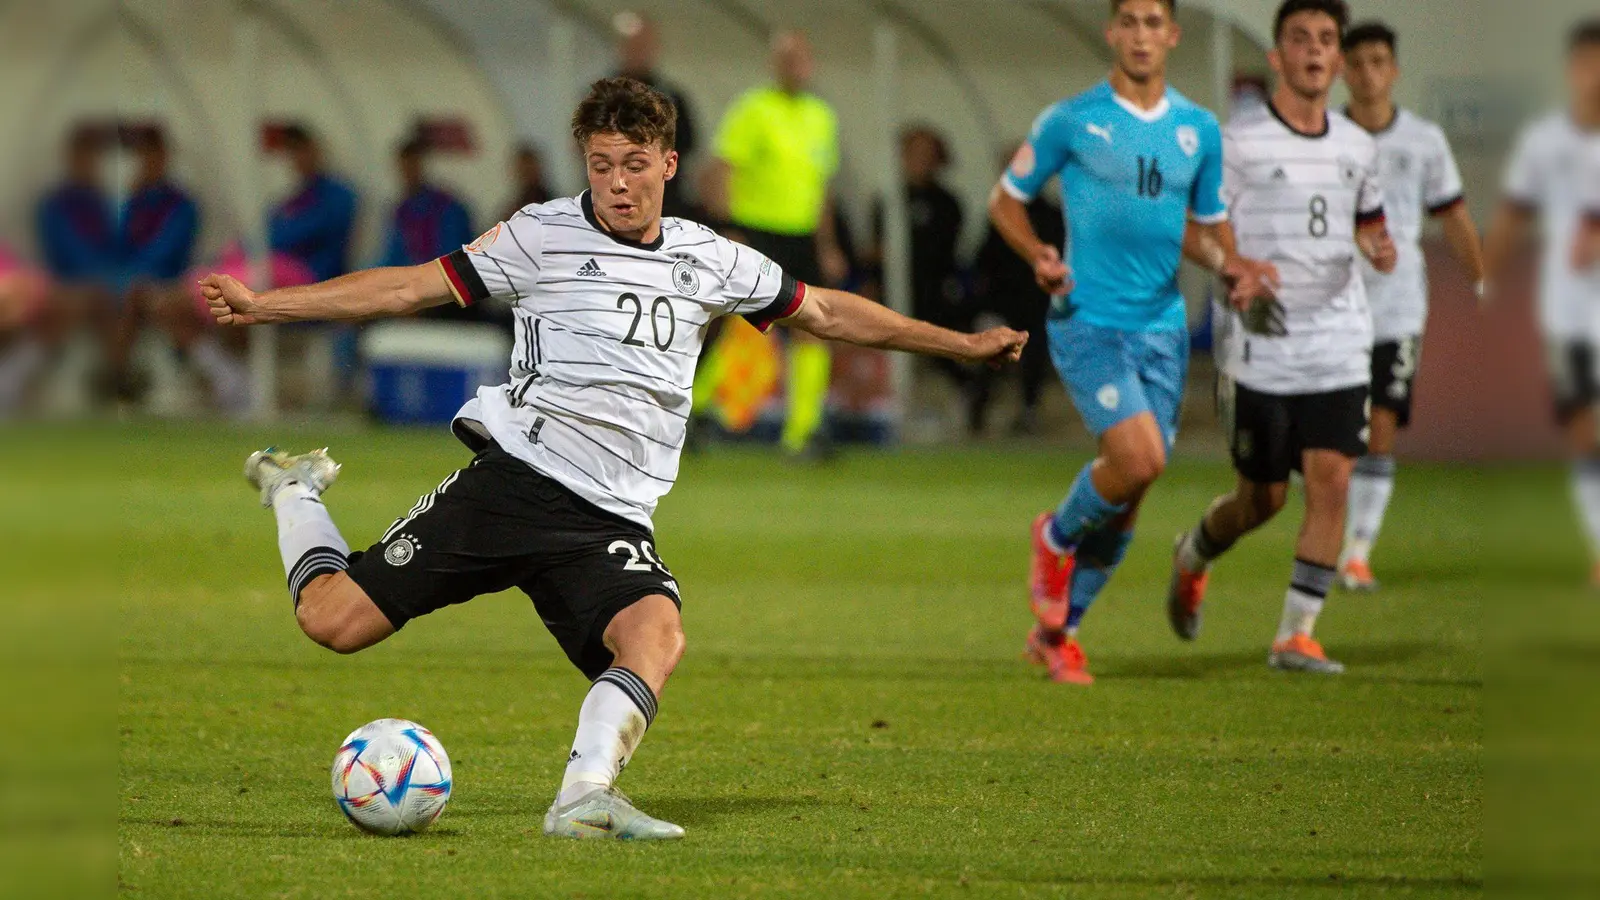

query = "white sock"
[1573,460,1600,561]
[1344,455,1396,564]
[559,667,657,808]
[0,340,47,416]
[187,337,250,414]
[273,482,350,603]
[1276,559,1336,643]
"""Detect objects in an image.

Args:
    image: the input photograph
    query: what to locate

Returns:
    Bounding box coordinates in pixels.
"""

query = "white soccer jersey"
[438,192,806,529]
[1220,105,1386,394]
[1503,113,1600,341]
[1352,108,1465,342]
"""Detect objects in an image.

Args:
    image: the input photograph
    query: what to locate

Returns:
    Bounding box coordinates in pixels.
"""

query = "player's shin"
[1066,528,1134,636]
[1050,464,1129,552]
[1344,454,1396,565]
[1177,497,1240,572]
[559,667,657,807]
[275,482,351,606]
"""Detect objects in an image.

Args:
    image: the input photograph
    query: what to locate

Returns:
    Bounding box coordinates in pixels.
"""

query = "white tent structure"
[1,0,1581,420]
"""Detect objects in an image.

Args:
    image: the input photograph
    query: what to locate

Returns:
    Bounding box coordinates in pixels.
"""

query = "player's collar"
[1344,104,1401,135]
[1268,101,1329,139]
[581,190,665,251]
[1110,86,1171,123]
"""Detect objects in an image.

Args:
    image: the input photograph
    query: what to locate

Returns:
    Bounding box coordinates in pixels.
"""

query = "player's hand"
[1031,245,1071,296]
[1220,256,1281,311]
[200,273,267,326]
[964,326,1029,369]
[1358,227,1399,274]
[1240,296,1288,338]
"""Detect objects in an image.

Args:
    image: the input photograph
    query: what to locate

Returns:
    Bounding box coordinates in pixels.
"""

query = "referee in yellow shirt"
[705,30,849,458]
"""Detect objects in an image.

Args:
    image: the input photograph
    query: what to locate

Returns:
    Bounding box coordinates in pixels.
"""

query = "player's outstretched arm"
[781,285,1027,367]
[200,263,456,327]
[1435,203,1489,304]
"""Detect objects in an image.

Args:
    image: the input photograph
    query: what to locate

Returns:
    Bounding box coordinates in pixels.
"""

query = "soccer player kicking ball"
[989,0,1276,685]
[1337,21,1486,591]
[1167,0,1398,675]
[202,78,1026,840]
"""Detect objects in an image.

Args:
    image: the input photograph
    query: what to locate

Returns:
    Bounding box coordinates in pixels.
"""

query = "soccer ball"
[330,718,453,835]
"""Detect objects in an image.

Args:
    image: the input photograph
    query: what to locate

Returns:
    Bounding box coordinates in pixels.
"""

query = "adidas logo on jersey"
[577,258,607,277]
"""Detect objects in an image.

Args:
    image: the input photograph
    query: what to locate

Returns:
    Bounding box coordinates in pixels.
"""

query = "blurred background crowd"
[0,0,1588,460]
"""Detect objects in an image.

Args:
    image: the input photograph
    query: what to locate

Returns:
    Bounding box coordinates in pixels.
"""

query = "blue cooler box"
[363,321,512,425]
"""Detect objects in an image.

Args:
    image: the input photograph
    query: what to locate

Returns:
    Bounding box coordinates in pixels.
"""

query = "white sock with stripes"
[273,482,350,605]
[558,667,657,808]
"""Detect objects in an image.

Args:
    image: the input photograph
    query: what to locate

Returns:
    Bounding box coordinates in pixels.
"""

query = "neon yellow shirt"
[714,86,839,236]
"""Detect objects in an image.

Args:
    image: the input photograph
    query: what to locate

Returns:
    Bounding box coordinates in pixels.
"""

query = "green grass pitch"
[42,423,1529,896]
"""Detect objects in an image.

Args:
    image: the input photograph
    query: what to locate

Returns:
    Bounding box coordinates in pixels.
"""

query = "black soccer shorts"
[1370,337,1422,428]
[1548,340,1600,425]
[345,443,681,679]
[1222,380,1370,485]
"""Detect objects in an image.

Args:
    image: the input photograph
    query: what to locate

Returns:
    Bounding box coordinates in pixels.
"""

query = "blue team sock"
[1065,528,1135,632]
[1049,464,1129,551]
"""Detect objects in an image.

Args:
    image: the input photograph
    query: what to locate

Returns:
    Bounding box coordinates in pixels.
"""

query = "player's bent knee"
[1109,444,1166,489]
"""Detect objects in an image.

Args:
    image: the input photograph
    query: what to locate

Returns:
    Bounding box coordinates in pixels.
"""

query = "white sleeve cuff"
[999,177,1034,203]
[1189,210,1229,225]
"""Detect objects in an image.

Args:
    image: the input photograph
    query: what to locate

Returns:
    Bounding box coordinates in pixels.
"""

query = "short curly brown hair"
[571,77,677,152]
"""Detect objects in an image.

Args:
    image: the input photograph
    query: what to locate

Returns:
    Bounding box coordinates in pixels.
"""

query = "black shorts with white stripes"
[345,443,681,679]
[1223,381,1369,485]
[1370,337,1421,428]
[1548,340,1599,424]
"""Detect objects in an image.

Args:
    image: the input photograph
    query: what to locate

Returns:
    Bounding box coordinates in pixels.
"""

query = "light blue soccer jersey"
[1003,82,1226,332]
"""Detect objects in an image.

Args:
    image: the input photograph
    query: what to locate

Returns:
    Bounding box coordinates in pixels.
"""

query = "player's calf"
[603,594,686,693]
[294,572,396,654]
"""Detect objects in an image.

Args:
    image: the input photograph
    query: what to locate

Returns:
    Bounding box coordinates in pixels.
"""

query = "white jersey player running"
[1165,0,1397,675]
[1485,21,1600,585]
[200,78,1026,841]
[1336,21,1487,591]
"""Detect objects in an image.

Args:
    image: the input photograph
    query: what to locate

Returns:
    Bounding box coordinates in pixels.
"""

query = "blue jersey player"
[988,0,1278,684]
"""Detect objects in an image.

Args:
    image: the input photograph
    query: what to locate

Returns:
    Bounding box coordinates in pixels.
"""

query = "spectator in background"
[380,136,481,324]
[268,124,357,283]
[118,127,200,400]
[970,143,1064,436]
[35,126,128,398]
[502,142,553,221]
[705,30,848,458]
[614,12,699,219]
[380,137,473,269]
[37,127,116,290]
[870,127,973,429]
[120,128,199,290]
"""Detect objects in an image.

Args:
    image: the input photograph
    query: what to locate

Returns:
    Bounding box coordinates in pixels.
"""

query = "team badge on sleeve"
[1177,125,1200,157]
[465,224,502,254]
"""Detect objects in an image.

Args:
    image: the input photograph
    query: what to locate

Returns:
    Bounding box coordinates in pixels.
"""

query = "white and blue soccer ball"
[330,718,453,835]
